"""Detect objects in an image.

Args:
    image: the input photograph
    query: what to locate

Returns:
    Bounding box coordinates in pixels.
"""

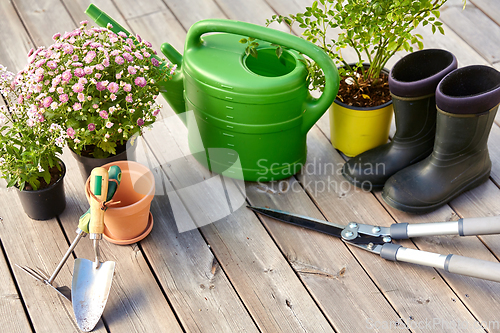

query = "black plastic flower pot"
[70,139,137,182]
[16,159,67,221]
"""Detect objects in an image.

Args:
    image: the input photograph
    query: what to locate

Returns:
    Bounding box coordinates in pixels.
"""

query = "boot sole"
[382,168,491,214]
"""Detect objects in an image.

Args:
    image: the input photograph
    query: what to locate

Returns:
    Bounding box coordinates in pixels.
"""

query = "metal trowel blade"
[72,258,115,332]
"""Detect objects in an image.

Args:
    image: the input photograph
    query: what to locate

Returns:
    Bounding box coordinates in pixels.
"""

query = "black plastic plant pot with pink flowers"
[0,66,66,220]
[20,20,176,181]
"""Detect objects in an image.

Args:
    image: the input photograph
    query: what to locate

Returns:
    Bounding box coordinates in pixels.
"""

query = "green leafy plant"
[267,0,463,105]
[0,65,65,190]
[20,20,175,158]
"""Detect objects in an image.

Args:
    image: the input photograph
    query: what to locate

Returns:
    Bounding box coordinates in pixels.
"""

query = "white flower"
[38,164,44,172]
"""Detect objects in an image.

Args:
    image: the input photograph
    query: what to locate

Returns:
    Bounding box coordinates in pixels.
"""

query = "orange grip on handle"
[89,167,109,235]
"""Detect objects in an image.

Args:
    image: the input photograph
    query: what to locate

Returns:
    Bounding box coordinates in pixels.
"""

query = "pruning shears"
[248,206,500,283]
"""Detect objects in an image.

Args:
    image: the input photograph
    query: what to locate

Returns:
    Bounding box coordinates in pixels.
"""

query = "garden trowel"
[72,167,116,332]
[16,166,121,304]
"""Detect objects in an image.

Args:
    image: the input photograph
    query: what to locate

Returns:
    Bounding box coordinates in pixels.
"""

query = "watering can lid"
[183,33,308,99]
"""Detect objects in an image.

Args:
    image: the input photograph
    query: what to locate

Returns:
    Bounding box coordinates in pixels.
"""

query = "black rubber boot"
[382,65,500,213]
[342,49,457,190]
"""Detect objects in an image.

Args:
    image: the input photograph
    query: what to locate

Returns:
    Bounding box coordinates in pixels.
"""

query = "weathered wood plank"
[12,0,77,48]
[161,0,226,30]
[62,0,131,31]
[0,0,34,72]
[108,0,166,21]
[59,147,185,333]
[296,126,485,332]
[440,0,500,64]
[142,114,335,332]
[470,0,500,29]
[0,234,33,333]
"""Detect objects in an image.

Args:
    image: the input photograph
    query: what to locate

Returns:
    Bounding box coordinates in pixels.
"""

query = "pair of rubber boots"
[342,49,500,213]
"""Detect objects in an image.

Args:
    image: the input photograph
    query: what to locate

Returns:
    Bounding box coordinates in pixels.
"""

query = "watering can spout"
[85,4,187,122]
[159,43,186,122]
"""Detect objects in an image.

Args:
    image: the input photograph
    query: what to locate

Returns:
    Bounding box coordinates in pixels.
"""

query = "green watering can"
[86,5,339,181]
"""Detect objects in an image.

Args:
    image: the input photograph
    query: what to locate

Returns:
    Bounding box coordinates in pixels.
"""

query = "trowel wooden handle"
[89,167,109,235]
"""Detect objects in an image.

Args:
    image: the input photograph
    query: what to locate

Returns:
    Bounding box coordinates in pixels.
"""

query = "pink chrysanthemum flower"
[88,123,96,131]
[73,102,82,111]
[95,64,104,71]
[151,58,160,67]
[107,82,119,94]
[110,94,117,101]
[123,83,132,92]
[152,109,160,116]
[134,51,143,60]
[63,44,74,55]
[62,70,72,82]
[134,77,147,87]
[52,75,62,87]
[126,94,133,103]
[96,81,107,91]
[72,55,79,61]
[123,52,133,62]
[67,127,75,139]
[118,31,127,38]
[47,61,57,69]
[137,118,144,126]
[102,58,110,67]
[115,56,124,65]
[72,82,84,93]
[59,94,69,103]
[84,51,96,64]
[77,93,85,102]
[42,96,53,108]
[99,110,108,119]
[84,66,93,75]
[52,33,61,40]
[127,66,137,75]
[105,121,114,128]
[74,68,85,78]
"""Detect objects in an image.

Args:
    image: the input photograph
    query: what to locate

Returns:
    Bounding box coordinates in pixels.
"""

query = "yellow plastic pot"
[330,98,393,157]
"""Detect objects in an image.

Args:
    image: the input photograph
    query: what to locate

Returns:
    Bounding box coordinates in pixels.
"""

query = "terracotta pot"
[17,158,66,220]
[85,161,155,245]
[71,137,138,182]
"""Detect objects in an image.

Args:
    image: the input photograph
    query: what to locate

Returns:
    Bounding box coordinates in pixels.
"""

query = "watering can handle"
[185,19,339,134]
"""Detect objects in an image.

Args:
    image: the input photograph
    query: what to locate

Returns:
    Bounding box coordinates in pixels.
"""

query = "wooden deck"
[1,0,500,332]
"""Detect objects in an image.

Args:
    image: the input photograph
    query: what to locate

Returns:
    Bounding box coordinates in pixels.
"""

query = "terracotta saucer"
[103,212,153,245]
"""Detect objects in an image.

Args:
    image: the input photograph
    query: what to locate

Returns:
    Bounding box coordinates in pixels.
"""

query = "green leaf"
[387,41,399,51]
[438,26,445,34]
[432,10,440,18]
[432,24,436,34]
[239,38,248,44]
[276,46,283,59]
[43,170,50,185]
[250,48,258,59]
[248,37,255,42]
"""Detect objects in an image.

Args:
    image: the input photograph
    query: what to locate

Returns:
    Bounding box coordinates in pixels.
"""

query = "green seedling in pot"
[15,166,122,303]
